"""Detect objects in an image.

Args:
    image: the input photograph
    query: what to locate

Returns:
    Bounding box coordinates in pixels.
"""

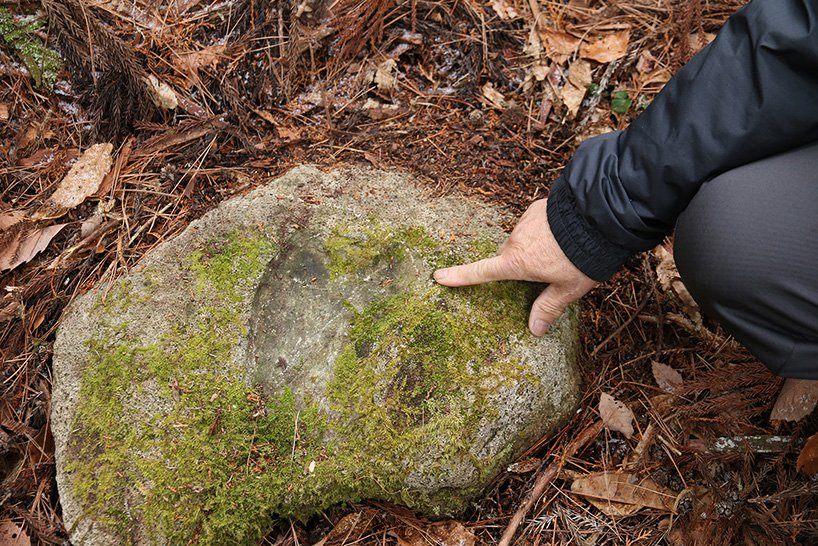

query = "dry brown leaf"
[146,75,178,110]
[524,25,543,58]
[634,51,672,86]
[0,224,66,272]
[635,50,657,74]
[586,497,641,517]
[175,44,225,83]
[651,361,683,393]
[771,379,818,423]
[97,138,133,198]
[18,146,69,168]
[312,509,377,546]
[48,143,113,209]
[796,432,818,475]
[481,82,510,110]
[559,82,585,118]
[0,519,30,546]
[428,521,476,546]
[507,457,541,473]
[530,64,549,82]
[253,109,278,126]
[0,211,25,230]
[688,31,716,55]
[0,301,20,323]
[393,521,476,546]
[558,59,592,118]
[539,29,582,64]
[649,393,681,415]
[580,30,630,63]
[0,103,9,123]
[277,126,303,142]
[489,0,519,20]
[135,119,225,156]
[374,59,398,92]
[653,243,701,321]
[571,471,677,517]
[599,392,634,438]
[567,59,592,89]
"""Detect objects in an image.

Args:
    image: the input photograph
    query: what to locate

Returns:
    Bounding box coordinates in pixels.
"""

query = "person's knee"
[673,180,750,313]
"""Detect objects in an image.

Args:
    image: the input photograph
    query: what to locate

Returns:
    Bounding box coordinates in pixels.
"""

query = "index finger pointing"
[433,255,511,287]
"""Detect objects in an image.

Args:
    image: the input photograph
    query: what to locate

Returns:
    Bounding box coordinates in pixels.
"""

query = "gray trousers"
[675,141,818,379]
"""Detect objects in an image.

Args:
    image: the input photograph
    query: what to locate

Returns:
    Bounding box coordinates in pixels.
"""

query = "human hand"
[433,198,597,336]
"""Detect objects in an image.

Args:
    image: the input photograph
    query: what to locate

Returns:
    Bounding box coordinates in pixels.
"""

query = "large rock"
[52,165,580,545]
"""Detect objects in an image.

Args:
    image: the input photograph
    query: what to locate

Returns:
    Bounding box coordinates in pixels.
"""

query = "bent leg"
[674,141,818,379]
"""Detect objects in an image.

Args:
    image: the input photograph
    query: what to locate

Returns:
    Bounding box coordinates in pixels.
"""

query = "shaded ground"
[1,0,816,544]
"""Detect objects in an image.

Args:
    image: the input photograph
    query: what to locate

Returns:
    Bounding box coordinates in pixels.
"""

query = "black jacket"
[547,0,818,281]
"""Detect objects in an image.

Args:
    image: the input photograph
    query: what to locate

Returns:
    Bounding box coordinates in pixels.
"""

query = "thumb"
[528,284,571,336]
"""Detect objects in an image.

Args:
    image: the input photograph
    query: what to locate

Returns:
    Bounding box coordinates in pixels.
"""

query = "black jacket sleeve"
[547,0,818,281]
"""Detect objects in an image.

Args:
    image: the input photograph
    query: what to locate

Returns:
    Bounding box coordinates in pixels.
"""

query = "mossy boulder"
[52,165,581,545]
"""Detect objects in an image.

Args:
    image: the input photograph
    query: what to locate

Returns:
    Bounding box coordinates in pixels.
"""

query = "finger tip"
[433,268,448,283]
[530,319,550,337]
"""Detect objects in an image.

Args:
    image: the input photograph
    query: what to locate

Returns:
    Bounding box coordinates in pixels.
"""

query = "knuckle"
[533,297,563,316]
[504,247,526,275]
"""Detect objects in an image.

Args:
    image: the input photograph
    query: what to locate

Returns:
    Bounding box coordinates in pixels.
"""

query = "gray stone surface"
[52,165,581,545]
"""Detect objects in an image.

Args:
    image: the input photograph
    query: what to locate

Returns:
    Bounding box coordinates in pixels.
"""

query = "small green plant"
[611,90,632,114]
[587,83,600,96]
[0,8,62,89]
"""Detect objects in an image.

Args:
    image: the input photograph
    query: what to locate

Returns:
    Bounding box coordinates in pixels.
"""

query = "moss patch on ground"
[67,222,545,543]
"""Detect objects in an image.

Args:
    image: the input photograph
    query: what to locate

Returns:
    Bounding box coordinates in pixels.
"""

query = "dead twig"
[498,419,604,546]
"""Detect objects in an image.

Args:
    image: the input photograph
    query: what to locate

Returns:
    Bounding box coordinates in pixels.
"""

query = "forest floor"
[2,0,817,544]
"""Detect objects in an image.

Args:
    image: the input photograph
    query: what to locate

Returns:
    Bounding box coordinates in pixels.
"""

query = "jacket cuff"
[547,178,633,282]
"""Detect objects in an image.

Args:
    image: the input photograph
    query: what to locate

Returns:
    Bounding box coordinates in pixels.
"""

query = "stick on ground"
[499,419,604,546]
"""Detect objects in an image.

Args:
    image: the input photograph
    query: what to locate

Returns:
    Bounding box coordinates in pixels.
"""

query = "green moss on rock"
[320,225,541,514]
[67,221,561,543]
[67,231,312,544]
